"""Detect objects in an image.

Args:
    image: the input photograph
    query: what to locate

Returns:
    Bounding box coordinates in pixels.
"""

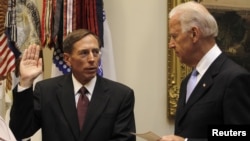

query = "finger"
[25,44,33,60]
[26,44,39,60]
[38,57,43,70]
[29,44,37,59]
[34,44,41,60]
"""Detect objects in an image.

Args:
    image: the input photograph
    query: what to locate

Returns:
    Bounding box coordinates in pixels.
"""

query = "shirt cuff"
[17,84,30,92]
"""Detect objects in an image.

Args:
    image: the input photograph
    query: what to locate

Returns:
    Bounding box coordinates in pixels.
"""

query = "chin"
[87,73,96,78]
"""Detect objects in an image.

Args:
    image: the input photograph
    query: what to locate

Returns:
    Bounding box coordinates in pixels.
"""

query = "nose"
[87,52,95,61]
[168,42,175,48]
[168,38,175,48]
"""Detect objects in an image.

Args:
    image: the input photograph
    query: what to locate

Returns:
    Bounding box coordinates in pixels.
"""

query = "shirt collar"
[196,44,222,76]
[72,74,97,96]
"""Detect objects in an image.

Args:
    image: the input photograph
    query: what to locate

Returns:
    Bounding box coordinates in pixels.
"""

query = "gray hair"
[63,29,101,54]
[169,1,218,37]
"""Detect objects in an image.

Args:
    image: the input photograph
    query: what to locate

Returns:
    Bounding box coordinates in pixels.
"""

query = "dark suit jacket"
[10,74,136,141]
[175,53,250,141]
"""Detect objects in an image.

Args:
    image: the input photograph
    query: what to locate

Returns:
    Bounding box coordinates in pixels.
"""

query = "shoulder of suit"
[99,76,133,90]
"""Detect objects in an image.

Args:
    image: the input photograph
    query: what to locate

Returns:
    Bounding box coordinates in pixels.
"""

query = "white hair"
[169,1,218,37]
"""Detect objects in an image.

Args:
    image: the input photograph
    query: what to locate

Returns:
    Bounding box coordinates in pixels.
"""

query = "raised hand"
[19,44,43,87]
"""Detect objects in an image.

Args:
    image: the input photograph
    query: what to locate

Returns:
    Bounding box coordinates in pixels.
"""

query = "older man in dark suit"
[159,1,250,141]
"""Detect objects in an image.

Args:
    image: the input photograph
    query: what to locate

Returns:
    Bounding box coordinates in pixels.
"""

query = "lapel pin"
[203,83,206,87]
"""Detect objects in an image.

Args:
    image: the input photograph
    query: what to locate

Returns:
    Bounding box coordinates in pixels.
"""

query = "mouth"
[85,67,97,73]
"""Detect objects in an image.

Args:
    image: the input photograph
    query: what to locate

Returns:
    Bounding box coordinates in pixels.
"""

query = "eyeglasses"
[79,48,101,58]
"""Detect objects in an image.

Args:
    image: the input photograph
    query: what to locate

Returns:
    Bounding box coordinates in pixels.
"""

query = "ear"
[63,53,71,67]
[190,27,199,42]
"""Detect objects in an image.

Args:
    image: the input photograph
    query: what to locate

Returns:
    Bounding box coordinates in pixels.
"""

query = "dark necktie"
[77,87,89,130]
[186,69,199,102]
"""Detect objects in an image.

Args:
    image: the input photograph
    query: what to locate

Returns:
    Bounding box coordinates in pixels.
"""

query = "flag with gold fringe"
[41,0,105,77]
[1,0,41,141]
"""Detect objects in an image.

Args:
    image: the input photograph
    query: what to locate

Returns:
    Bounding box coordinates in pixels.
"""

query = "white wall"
[103,0,174,139]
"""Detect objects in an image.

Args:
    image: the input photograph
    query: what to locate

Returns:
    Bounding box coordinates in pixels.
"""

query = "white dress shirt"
[195,44,222,82]
[72,74,96,106]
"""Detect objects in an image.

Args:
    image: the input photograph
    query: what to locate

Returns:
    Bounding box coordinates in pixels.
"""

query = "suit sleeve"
[223,72,250,123]
[9,85,40,139]
[110,88,136,141]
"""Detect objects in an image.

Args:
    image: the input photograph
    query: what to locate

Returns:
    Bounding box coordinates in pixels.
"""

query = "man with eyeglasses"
[9,29,136,141]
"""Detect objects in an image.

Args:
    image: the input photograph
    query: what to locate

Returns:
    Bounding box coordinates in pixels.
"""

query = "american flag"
[0,33,15,77]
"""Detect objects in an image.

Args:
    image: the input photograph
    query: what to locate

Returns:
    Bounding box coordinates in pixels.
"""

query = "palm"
[19,44,42,87]
[20,57,42,78]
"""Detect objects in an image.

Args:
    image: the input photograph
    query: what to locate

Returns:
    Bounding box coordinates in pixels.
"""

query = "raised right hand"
[19,44,43,87]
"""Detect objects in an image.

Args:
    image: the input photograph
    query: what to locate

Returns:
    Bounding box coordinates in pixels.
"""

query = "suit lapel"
[79,76,110,141]
[176,54,227,124]
[175,74,189,122]
[56,74,80,140]
[183,73,213,110]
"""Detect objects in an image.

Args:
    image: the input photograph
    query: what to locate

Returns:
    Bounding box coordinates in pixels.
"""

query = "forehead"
[169,17,182,33]
[73,35,99,49]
